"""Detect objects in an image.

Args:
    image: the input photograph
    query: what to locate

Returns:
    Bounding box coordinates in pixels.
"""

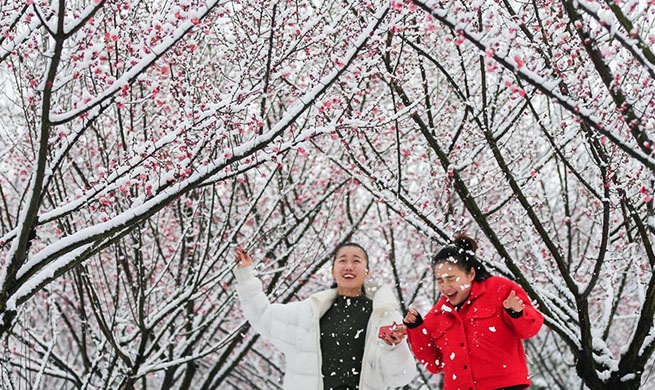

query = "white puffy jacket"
[235,266,417,390]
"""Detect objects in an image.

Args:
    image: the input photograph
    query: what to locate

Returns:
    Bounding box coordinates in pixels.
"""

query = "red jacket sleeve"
[406,318,443,373]
[500,280,544,339]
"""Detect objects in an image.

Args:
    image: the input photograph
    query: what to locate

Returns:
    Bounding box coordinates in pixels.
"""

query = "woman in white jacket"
[234,242,417,390]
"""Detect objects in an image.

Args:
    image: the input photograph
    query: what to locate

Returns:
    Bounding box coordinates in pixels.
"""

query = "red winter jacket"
[406,276,543,390]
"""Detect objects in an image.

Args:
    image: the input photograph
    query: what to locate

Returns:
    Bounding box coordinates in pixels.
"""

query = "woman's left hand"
[381,331,406,346]
[503,290,525,312]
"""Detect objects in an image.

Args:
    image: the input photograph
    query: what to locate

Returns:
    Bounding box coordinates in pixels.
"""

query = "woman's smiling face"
[332,246,368,296]
[434,261,475,306]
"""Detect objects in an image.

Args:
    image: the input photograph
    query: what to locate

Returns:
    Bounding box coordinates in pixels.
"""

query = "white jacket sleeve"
[234,265,306,354]
[375,310,418,387]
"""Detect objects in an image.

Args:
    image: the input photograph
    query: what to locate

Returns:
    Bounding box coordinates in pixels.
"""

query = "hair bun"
[454,233,477,253]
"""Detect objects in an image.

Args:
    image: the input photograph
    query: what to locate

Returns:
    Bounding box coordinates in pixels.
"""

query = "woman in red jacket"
[403,234,543,390]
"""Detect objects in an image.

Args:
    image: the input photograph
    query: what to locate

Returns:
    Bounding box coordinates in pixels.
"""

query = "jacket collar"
[468,278,487,301]
[310,282,398,317]
[311,289,337,317]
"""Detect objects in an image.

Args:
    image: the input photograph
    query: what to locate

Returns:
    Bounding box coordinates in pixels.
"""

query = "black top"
[319,294,373,390]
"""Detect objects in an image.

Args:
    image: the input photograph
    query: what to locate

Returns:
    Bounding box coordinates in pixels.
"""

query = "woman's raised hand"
[403,308,419,324]
[503,290,525,312]
[235,245,253,269]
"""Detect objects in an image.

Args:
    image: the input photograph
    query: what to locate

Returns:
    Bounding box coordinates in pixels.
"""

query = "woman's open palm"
[503,290,525,312]
[235,245,253,269]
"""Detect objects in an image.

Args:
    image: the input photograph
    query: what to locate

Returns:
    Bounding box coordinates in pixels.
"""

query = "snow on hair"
[453,233,477,253]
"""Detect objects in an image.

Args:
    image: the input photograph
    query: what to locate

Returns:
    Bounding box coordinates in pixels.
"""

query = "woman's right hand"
[235,245,253,269]
[403,308,419,324]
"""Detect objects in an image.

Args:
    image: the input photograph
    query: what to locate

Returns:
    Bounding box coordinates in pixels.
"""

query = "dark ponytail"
[432,233,492,282]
